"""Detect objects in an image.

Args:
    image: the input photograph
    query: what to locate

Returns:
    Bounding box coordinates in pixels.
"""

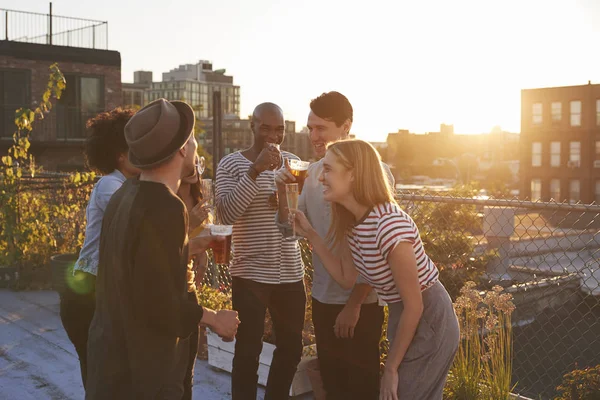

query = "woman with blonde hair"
[292,140,459,400]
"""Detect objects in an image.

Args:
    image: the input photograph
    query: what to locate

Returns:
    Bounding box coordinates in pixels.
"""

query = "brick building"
[386,125,519,182]
[0,9,121,171]
[520,82,600,203]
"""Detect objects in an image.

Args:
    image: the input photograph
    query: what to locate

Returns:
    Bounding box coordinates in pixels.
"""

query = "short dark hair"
[309,91,353,127]
[84,107,136,175]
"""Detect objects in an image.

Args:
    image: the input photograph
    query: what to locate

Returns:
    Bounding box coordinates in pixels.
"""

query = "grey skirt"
[387,281,460,400]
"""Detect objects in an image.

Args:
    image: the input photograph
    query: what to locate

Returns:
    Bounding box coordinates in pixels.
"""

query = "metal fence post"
[49,2,53,45]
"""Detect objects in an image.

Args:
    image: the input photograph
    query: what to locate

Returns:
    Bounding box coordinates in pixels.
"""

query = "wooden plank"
[207,330,313,396]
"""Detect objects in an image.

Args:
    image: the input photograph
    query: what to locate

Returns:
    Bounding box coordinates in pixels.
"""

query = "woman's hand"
[290,209,315,238]
[189,234,221,258]
[275,159,295,190]
[380,368,399,400]
[189,199,210,231]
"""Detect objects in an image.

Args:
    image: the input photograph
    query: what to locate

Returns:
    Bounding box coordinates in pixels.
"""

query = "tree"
[485,163,514,198]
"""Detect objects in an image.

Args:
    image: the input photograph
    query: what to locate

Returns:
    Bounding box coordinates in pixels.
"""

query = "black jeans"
[231,277,306,400]
[59,271,96,388]
[183,292,200,400]
[312,298,384,400]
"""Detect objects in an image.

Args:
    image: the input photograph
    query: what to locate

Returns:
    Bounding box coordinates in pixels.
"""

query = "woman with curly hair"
[59,107,140,388]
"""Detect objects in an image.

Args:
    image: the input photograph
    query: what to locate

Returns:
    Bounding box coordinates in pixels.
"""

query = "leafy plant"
[0,63,94,289]
[444,281,516,400]
[197,284,232,310]
[555,364,600,400]
[401,186,490,300]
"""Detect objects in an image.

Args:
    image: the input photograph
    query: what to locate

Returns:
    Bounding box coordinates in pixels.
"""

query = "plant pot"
[50,253,78,294]
[304,356,326,400]
[206,329,314,396]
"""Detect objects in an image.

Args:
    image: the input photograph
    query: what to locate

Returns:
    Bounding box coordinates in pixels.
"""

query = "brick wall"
[0,43,121,171]
[0,56,121,139]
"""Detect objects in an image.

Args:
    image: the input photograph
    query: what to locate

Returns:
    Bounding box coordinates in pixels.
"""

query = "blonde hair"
[326,139,396,247]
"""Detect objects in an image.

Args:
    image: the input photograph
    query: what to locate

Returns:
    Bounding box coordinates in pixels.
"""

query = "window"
[532,142,542,167]
[532,103,543,125]
[0,69,31,138]
[570,180,581,203]
[569,141,581,167]
[531,179,542,201]
[57,75,103,139]
[550,141,561,167]
[550,179,561,202]
[552,102,562,122]
[570,100,581,127]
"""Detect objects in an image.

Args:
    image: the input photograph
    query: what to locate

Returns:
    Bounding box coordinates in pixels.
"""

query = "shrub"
[555,364,600,400]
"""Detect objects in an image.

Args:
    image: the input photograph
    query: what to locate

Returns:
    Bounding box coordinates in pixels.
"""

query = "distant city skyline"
[5,0,600,140]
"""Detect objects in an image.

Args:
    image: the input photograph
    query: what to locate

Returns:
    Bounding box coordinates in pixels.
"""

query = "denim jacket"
[74,170,126,276]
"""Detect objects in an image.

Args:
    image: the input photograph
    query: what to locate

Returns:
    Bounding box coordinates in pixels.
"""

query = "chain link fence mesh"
[202,190,600,399]
[10,177,600,399]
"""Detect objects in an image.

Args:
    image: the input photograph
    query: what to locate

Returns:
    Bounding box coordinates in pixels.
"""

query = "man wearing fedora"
[86,98,239,400]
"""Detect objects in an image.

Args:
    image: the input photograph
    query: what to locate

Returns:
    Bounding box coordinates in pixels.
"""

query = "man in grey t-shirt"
[276,92,394,399]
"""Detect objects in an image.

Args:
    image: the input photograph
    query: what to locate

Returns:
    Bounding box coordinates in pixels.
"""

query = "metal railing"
[0,6,108,50]
[1,105,99,141]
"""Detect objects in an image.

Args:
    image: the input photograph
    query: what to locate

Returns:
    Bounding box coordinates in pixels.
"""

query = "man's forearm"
[345,283,372,308]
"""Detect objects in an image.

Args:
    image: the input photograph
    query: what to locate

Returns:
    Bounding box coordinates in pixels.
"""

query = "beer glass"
[209,224,233,264]
[190,178,215,238]
[285,183,301,241]
[267,143,281,207]
[288,160,310,193]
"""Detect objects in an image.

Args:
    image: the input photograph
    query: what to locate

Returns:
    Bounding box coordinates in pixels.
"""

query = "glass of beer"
[289,160,310,193]
[190,178,215,238]
[201,178,215,222]
[209,224,233,264]
[285,183,301,241]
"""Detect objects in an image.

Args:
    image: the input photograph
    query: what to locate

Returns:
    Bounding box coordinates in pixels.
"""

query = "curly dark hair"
[84,107,136,175]
[309,91,353,127]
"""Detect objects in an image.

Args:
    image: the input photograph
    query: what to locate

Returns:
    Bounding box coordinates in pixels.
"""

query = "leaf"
[1,155,12,166]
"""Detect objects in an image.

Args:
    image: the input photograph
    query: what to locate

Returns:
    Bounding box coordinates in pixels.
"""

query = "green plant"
[405,186,490,300]
[0,64,95,288]
[444,281,516,400]
[197,284,232,310]
[555,364,600,400]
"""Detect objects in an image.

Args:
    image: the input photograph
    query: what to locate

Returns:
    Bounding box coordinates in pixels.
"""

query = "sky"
[7,0,600,141]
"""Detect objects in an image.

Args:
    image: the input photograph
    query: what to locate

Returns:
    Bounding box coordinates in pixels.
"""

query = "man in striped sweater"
[215,103,305,400]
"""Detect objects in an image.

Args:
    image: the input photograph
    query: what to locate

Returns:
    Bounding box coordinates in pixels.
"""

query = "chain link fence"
[203,191,600,399]
[7,176,600,398]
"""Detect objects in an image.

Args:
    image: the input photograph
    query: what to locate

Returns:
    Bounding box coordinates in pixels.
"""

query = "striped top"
[215,151,304,284]
[347,202,439,303]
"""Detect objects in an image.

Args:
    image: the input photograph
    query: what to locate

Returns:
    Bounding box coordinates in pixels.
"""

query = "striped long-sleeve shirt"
[215,151,304,284]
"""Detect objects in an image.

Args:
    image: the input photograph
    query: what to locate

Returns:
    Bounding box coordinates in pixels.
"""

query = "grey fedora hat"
[124,98,195,169]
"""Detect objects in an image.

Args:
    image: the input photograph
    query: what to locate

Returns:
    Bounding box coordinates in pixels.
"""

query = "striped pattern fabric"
[347,202,439,303]
[215,151,304,284]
